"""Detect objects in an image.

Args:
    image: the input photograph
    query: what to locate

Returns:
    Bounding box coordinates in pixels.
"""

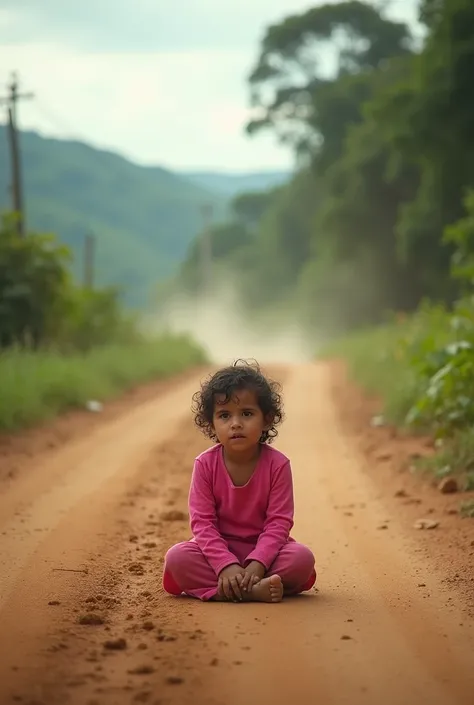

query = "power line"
[0,72,34,237]
[1,77,97,277]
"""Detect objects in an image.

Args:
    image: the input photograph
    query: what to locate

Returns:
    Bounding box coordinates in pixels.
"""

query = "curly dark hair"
[192,359,283,444]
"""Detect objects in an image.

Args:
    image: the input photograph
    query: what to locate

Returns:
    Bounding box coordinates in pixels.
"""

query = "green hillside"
[0,127,225,307]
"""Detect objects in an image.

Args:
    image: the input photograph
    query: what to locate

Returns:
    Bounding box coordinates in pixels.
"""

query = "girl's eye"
[243,411,253,417]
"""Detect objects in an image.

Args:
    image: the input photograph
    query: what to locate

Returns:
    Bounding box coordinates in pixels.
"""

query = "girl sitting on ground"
[163,360,316,603]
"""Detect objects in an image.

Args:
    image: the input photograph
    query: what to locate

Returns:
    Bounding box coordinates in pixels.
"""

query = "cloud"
[0,42,291,170]
[0,0,318,52]
[0,1,420,170]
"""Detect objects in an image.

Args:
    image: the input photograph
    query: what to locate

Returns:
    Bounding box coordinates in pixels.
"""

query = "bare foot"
[249,575,283,603]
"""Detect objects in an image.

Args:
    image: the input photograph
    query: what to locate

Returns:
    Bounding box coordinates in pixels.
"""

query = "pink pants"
[163,539,316,601]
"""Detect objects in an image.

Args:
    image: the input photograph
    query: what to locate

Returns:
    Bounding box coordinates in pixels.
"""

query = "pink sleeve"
[245,461,294,569]
[188,458,240,575]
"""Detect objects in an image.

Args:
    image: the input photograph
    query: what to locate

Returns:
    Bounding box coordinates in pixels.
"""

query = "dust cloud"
[151,280,315,365]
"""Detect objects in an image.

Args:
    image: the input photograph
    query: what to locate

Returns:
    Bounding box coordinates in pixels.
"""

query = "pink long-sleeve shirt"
[188,443,294,575]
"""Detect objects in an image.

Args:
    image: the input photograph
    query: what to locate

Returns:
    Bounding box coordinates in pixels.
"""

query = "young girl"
[162,360,316,603]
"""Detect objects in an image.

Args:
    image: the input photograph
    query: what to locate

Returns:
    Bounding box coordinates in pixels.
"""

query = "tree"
[246,1,413,157]
[167,0,474,337]
[365,0,474,305]
[444,189,474,288]
[231,189,280,227]
[0,213,72,347]
[0,212,140,350]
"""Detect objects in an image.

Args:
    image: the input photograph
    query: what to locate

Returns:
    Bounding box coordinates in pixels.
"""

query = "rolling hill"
[181,170,290,197]
[0,127,226,307]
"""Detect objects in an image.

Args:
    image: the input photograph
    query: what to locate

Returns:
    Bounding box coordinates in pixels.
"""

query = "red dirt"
[329,360,474,615]
[0,362,473,705]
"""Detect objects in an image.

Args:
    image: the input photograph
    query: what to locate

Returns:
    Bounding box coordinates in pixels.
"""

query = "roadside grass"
[321,303,474,514]
[0,334,207,431]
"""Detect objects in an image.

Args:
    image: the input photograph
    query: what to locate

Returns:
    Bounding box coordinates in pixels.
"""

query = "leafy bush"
[0,212,142,351]
[406,336,474,436]
[60,287,139,351]
[0,213,72,347]
[322,304,451,425]
[0,214,208,432]
[326,191,474,441]
[415,428,474,488]
[404,192,474,436]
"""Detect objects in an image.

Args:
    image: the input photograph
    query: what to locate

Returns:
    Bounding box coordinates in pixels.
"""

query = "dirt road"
[1,363,473,705]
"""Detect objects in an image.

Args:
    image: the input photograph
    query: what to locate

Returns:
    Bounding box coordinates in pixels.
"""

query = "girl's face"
[212,387,271,453]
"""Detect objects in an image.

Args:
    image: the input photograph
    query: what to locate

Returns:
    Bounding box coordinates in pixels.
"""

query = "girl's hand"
[241,560,266,592]
[218,564,245,601]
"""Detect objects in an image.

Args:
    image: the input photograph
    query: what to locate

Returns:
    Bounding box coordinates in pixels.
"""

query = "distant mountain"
[180,170,291,197]
[0,127,226,307]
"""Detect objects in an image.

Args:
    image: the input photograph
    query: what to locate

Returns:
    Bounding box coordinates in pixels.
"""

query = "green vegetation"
[0,213,135,350]
[0,213,207,431]
[323,191,474,492]
[0,127,294,308]
[322,303,457,428]
[0,127,227,307]
[323,296,474,494]
[0,336,205,431]
[162,0,474,498]
[460,500,474,518]
[169,0,474,337]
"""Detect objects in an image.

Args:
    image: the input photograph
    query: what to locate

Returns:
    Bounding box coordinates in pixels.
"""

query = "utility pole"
[0,72,34,237]
[200,203,213,293]
[83,233,96,290]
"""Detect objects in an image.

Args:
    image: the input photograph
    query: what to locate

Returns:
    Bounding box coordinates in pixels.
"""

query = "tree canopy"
[168,0,474,339]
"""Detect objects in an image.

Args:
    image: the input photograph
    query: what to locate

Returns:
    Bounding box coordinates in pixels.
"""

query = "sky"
[0,0,419,172]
